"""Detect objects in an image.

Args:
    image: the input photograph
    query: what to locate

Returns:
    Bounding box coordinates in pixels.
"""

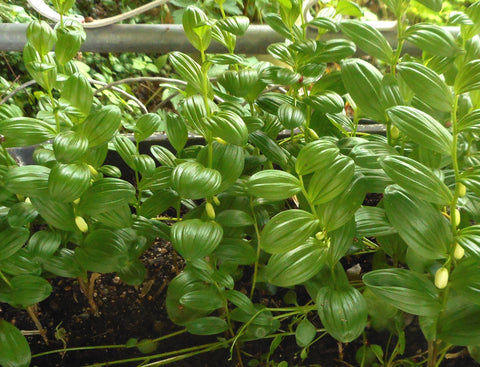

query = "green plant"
[2,0,480,366]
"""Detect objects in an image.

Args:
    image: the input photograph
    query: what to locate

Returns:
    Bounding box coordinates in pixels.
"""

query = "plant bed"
[3,1,480,367]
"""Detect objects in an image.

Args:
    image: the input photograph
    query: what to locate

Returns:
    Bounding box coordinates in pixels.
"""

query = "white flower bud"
[435,267,449,289]
[75,216,89,233]
[205,202,215,220]
[454,244,465,260]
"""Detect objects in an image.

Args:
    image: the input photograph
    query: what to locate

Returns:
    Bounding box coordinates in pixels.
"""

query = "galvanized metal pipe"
[0,22,459,55]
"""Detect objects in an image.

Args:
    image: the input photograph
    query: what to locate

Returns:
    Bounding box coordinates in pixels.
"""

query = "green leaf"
[186,316,228,335]
[316,174,366,232]
[180,289,223,311]
[139,166,172,191]
[363,268,440,316]
[77,105,121,147]
[438,295,480,346]
[405,23,461,57]
[339,20,393,63]
[217,69,262,98]
[248,170,301,201]
[27,230,62,260]
[7,202,38,227]
[416,0,442,11]
[380,155,453,205]
[456,225,480,257]
[265,238,327,287]
[326,219,357,267]
[0,320,31,367]
[315,39,356,63]
[114,134,140,169]
[4,165,50,197]
[170,52,208,94]
[216,210,254,227]
[135,113,162,143]
[387,106,452,155]
[93,203,133,229]
[171,219,223,261]
[165,113,188,152]
[308,16,338,32]
[260,210,319,254]
[77,178,136,216]
[450,257,480,305]
[31,196,76,231]
[138,190,179,219]
[0,117,55,147]
[48,162,91,202]
[204,111,248,146]
[53,130,89,163]
[0,227,30,262]
[133,154,156,177]
[151,145,177,167]
[43,248,84,278]
[61,72,93,116]
[277,103,305,129]
[356,207,396,238]
[295,319,317,348]
[224,289,256,314]
[307,91,344,114]
[308,155,355,205]
[336,0,363,17]
[249,131,291,170]
[380,74,404,110]
[397,62,453,112]
[182,6,211,52]
[216,16,249,36]
[0,275,52,308]
[341,59,384,121]
[75,229,128,273]
[296,139,340,176]
[264,14,292,38]
[317,285,367,343]
[214,238,256,265]
[458,109,480,133]
[455,60,480,94]
[172,161,222,199]
[384,185,451,259]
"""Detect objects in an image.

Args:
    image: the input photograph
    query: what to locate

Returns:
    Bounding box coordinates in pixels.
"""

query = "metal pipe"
[0,22,459,55]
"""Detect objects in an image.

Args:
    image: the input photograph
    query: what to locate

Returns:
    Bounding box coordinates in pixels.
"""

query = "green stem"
[298,175,318,217]
[249,197,262,299]
[0,270,12,287]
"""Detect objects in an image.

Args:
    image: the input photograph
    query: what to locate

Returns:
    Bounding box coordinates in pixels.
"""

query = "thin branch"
[89,79,148,114]
[0,80,36,105]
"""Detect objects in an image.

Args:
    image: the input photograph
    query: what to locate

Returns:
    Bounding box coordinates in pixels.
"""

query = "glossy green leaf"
[308,16,338,32]
[138,190,179,219]
[216,16,249,36]
[151,145,177,167]
[356,207,396,238]
[317,285,367,343]
[61,72,93,116]
[256,92,295,115]
[308,155,355,205]
[217,69,261,98]
[397,62,453,112]
[316,174,366,232]
[296,139,340,175]
[381,155,453,205]
[380,74,404,110]
[363,268,440,316]
[248,170,301,201]
[456,225,480,257]
[315,39,356,63]
[77,105,121,147]
[307,91,344,114]
[30,196,76,231]
[216,210,254,227]
[0,117,55,147]
[264,14,292,38]
[350,140,397,169]
[341,59,384,121]
[260,210,319,254]
[48,162,91,202]
[458,109,480,133]
[265,238,328,287]
[186,316,228,335]
[336,0,363,17]
[53,130,89,163]
[204,110,248,146]
[135,113,162,143]
[384,185,451,259]
[172,161,222,199]
[326,219,357,266]
[43,248,84,278]
[340,20,393,63]
[7,202,37,228]
[405,23,461,57]
[139,166,172,191]
[0,227,29,262]
[77,178,136,216]
[170,51,208,94]
[249,131,291,170]
[416,0,442,11]
[455,60,480,94]
[295,319,317,348]
[0,274,52,308]
[165,113,188,153]
[75,229,128,273]
[438,295,480,346]
[180,288,223,311]
[224,289,256,314]
[0,320,31,367]
[214,238,256,265]
[27,230,62,260]
[277,103,305,129]
[55,19,86,65]
[450,257,480,305]
[93,203,133,229]
[182,6,211,52]
[4,165,50,197]
[387,106,452,155]
[171,219,223,261]
[267,43,295,66]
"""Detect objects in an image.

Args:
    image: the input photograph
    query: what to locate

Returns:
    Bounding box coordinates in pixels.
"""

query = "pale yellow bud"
[315,231,325,241]
[454,208,461,227]
[88,165,98,176]
[212,196,221,206]
[454,243,465,260]
[75,216,89,232]
[73,198,81,205]
[390,125,400,140]
[435,267,449,289]
[458,183,466,197]
[205,202,215,220]
[24,197,32,205]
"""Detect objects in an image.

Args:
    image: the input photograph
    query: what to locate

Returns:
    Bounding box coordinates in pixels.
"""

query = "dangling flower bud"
[205,202,216,220]
[435,267,449,289]
[75,216,89,233]
[454,243,465,260]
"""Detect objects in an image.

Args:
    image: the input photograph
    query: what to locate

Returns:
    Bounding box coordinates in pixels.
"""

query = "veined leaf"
[77,105,121,147]
[356,207,396,238]
[296,139,340,175]
[455,60,480,94]
[172,161,222,199]
[0,117,55,147]
[248,170,301,201]
[405,23,461,57]
[0,320,31,367]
